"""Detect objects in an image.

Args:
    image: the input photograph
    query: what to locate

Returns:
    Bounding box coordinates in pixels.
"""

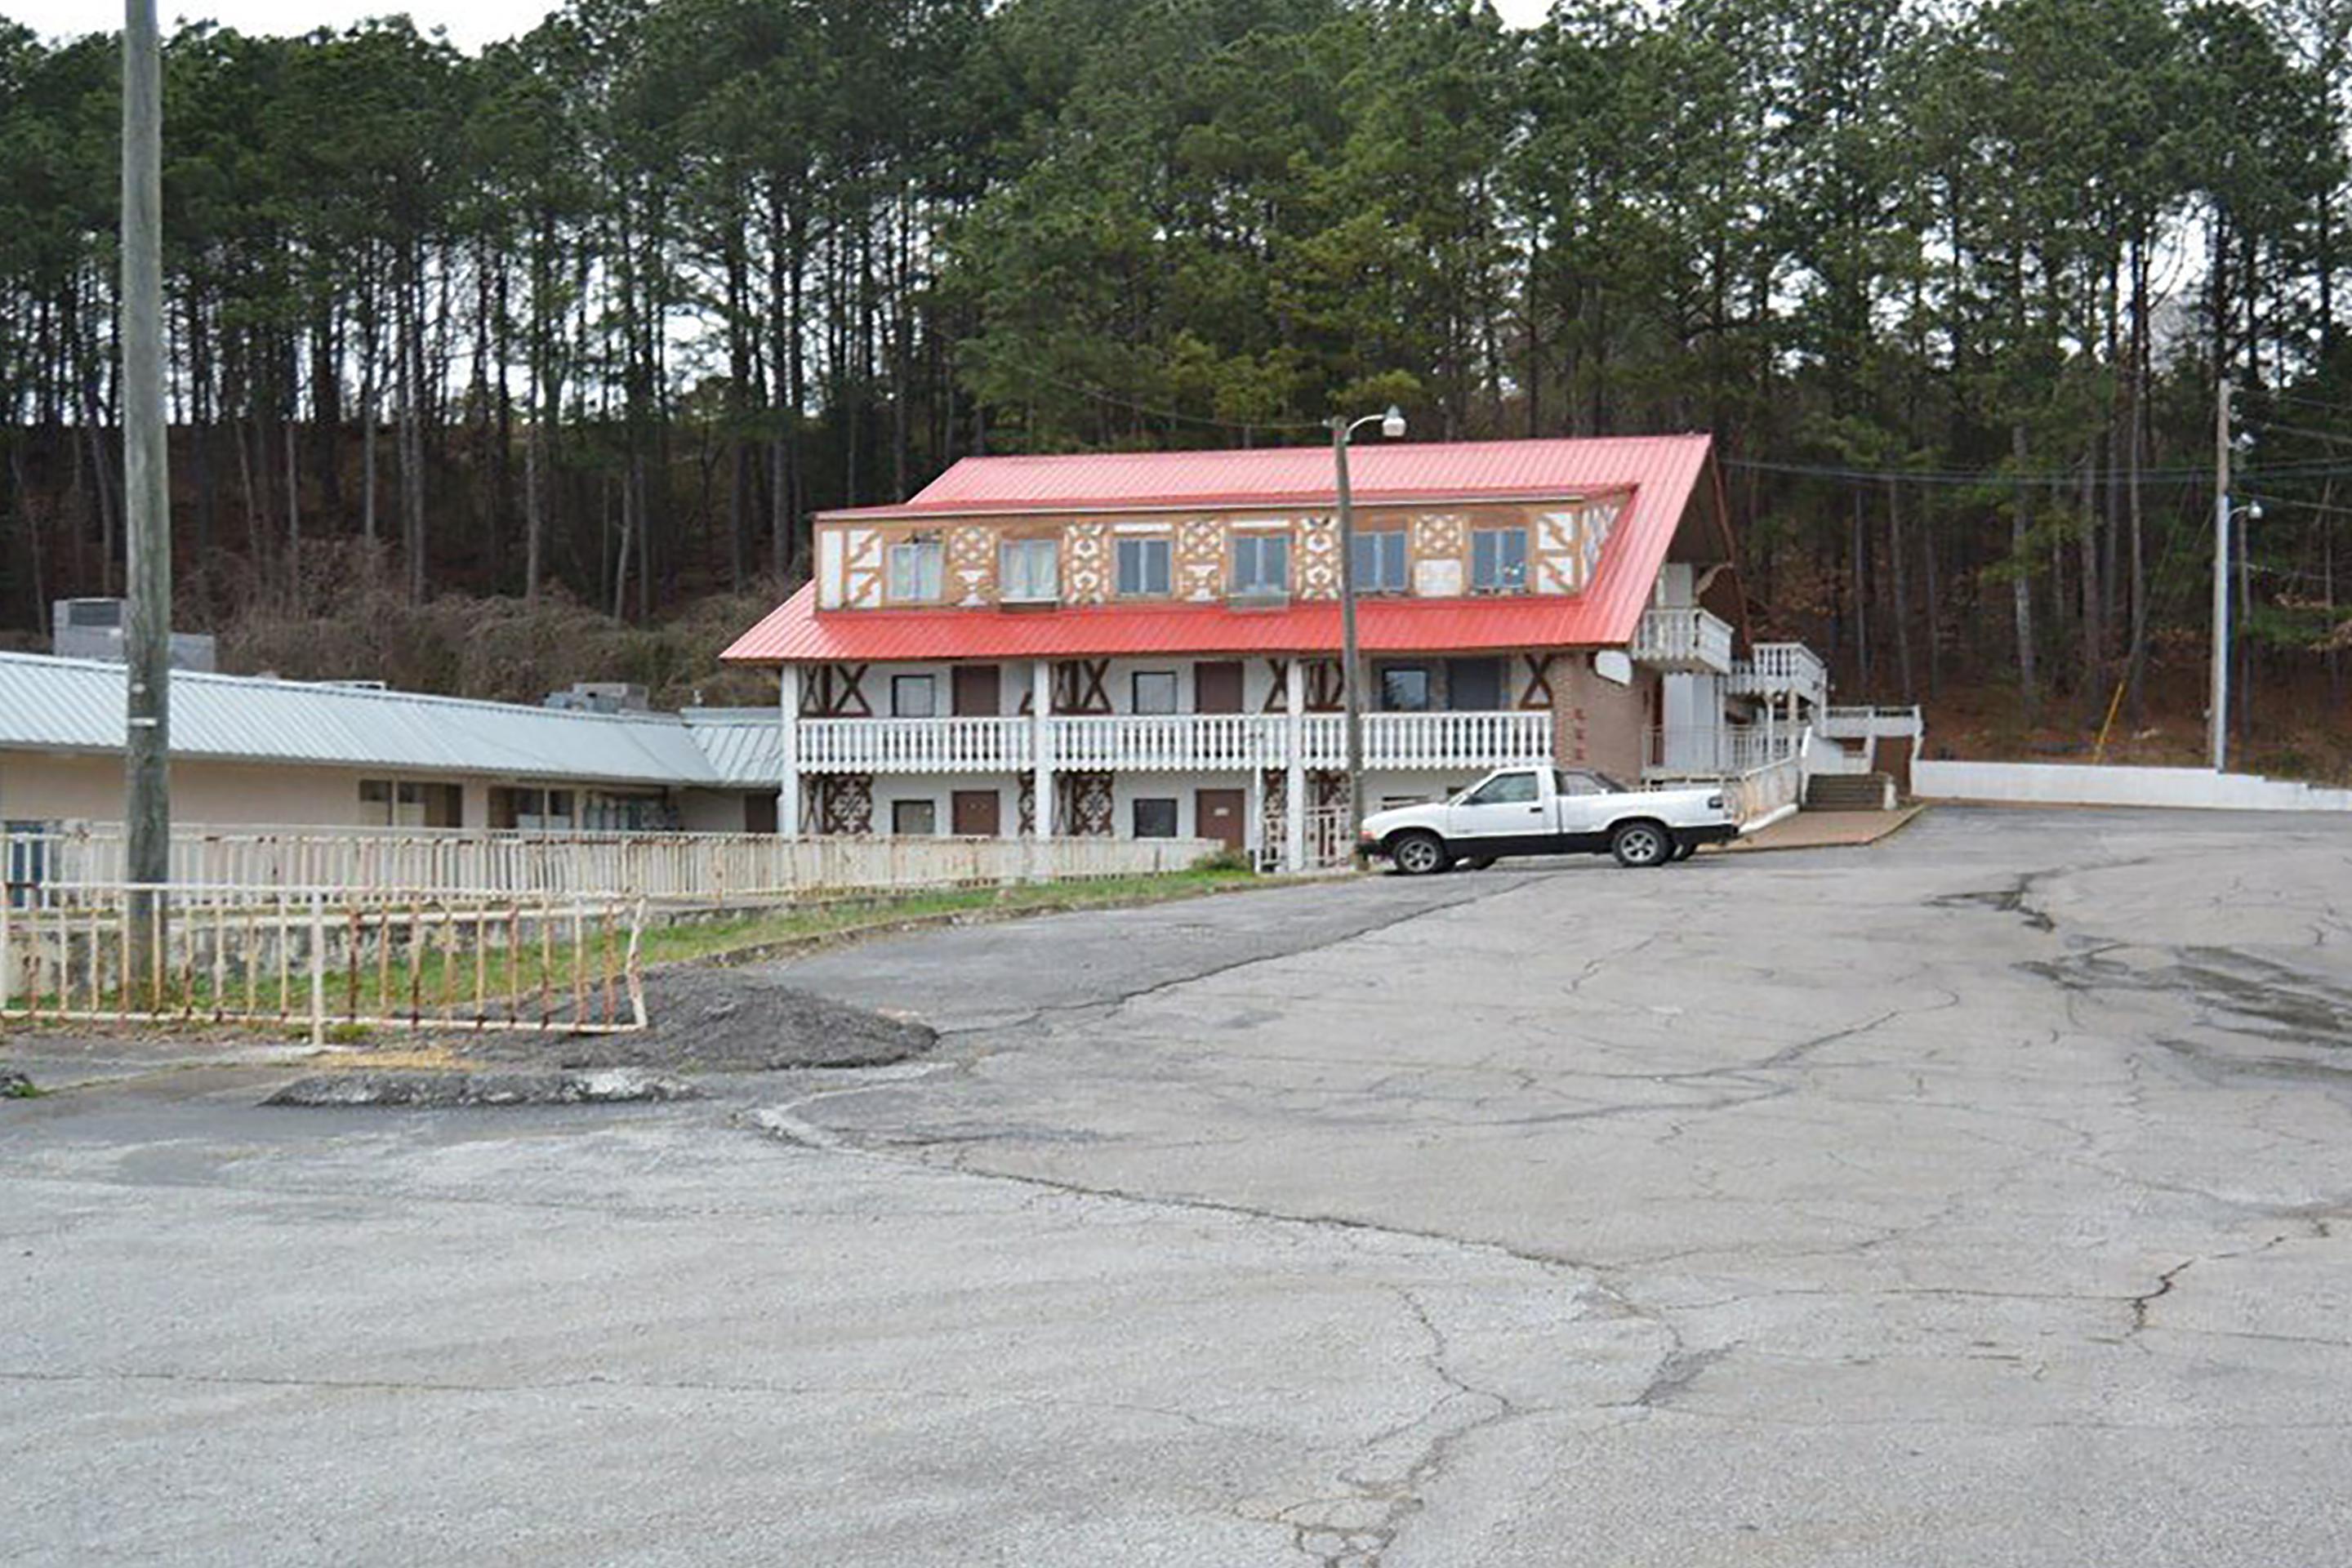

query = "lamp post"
[2212,497,2261,772]
[1331,405,1406,845]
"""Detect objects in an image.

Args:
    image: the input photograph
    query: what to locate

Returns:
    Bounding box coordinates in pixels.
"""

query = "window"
[1463,771,1540,806]
[891,674,938,718]
[1000,537,1059,603]
[1131,670,1178,714]
[491,786,577,831]
[1351,530,1408,594]
[1446,657,1503,711]
[582,792,669,831]
[1555,770,1608,797]
[892,799,938,836]
[1471,527,1529,593]
[361,779,461,826]
[1231,532,1290,595]
[1379,663,1432,712]
[888,537,943,603]
[1133,798,1178,839]
[1116,535,1172,597]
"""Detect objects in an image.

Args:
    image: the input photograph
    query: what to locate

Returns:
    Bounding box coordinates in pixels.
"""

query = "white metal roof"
[0,651,750,788]
[679,709,781,786]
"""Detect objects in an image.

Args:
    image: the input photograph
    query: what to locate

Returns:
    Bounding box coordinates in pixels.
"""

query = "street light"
[2212,497,2262,772]
[1331,404,1406,846]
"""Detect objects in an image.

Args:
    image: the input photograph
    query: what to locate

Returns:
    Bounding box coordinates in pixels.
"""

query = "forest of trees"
[4,0,2352,746]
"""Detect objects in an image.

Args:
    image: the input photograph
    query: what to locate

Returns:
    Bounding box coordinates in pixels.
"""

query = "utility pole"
[1334,422,1365,842]
[2210,378,2230,773]
[1330,407,1404,855]
[122,0,172,996]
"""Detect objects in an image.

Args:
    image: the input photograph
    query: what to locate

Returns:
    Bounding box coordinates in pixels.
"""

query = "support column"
[1285,657,1306,873]
[778,664,801,839]
[1031,658,1054,838]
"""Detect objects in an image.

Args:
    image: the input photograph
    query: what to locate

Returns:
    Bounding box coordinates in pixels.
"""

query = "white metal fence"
[1645,724,1801,777]
[0,884,646,1040]
[3,826,1223,906]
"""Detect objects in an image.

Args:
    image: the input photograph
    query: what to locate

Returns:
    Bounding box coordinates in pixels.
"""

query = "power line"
[2245,491,2352,520]
[1722,454,2352,487]
[2264,389,2352,419]
[962,345,1329,435]
[2247,417,2352,448]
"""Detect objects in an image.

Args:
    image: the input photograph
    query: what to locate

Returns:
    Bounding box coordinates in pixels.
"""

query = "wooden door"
[951,789,1001,838]
[1195,661,1244,714]
[951,664,1002,716]
[1194,789,1245,852]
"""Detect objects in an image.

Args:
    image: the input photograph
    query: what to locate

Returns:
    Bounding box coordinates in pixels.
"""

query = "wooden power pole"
[2211,379,2230,773]
[122,0,172,996]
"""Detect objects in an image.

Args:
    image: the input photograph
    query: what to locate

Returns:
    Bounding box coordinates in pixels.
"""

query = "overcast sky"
[11,0,1551,50]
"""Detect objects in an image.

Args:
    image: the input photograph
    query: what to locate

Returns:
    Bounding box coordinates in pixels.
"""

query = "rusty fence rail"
[0,884,646,1041]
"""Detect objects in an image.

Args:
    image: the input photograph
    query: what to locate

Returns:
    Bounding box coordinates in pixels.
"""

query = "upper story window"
[1116,535,1172,597]
[1472,527,1528,594]
[888,537,944,604]
[1231,532,1290,596]
[1000,537,1059,604]
[1352,530,1408,594]
[1379,663,1432,712]
[1131,670,1178,714]
[892,674,938,718]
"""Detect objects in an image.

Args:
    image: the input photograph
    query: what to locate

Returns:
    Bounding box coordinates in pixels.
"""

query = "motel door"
[1194,662,1244,714]
[1195,789,1245,852]
[952,790,1001,837]
[952,665,1001,716]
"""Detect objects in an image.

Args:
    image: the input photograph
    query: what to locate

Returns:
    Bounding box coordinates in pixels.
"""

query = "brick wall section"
[1550,653,1656,782]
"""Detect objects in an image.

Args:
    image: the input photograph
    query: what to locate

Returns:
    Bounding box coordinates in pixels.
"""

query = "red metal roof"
[817,434,1710,518]
[725,434,1715,663]
[725,584,1645,662]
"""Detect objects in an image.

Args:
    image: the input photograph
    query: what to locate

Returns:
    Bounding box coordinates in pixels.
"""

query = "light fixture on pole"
[1331,404,1406,850]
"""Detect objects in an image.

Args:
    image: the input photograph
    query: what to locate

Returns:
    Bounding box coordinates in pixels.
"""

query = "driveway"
[7,807,2352,1566]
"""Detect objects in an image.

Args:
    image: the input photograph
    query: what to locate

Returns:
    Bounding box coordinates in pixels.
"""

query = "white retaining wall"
[1913,760,2352,813]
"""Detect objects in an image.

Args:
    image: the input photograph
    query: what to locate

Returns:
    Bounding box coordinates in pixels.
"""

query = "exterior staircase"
[1805,772,1898,812]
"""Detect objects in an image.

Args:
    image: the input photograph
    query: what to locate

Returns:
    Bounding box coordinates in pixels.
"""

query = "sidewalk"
[1718,803,1927,854]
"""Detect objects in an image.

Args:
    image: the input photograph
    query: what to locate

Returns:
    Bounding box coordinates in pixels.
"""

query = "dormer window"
[1000,538,1060,604]
[1231,532,1290,597]
[1471,527,1528,594]
[889,537,944,604]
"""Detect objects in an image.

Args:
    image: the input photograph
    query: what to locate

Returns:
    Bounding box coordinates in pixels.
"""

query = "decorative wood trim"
[1517,653,1556,710]
[1054,658,1113,715]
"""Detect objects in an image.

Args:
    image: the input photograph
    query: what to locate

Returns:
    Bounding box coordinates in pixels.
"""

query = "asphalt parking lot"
[7,805,2352,1566]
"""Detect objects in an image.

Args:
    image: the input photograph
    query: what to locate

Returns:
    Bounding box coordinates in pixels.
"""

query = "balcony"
[1729,642,1829,706]
[1632,606,1735,673]
[799,715,1032,773]
[797,710,1552,774]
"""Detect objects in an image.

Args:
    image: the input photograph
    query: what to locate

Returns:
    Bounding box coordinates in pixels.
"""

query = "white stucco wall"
[1913,760,2352,813]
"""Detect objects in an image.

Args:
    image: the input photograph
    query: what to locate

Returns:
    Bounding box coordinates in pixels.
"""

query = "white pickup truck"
[1357,766,1739,874]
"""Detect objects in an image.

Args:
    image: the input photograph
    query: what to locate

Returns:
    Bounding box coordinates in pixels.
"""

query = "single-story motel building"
[0,653,782,837]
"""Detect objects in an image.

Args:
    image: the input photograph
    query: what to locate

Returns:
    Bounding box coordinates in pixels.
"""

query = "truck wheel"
[1610,820,1671,869]
[1390,831,1451,876]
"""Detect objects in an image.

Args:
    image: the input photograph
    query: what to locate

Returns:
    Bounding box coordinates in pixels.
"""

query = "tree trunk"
[1885,475,1912,698]
[2011,421,2038,719]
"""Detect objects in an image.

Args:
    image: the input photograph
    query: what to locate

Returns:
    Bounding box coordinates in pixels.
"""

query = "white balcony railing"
[799,715,1032,773]
[1312,711,1553,770]
[1632,606,1735,673]
[1730,642,1829,703]
[1050,714,1276,771]
[1643,723,1801,779]
[797,710,1552,775]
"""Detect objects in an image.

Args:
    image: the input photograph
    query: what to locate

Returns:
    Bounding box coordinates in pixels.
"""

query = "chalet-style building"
[724,435,1841,870]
